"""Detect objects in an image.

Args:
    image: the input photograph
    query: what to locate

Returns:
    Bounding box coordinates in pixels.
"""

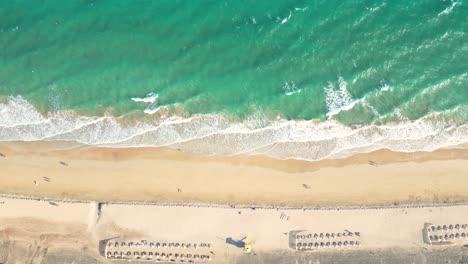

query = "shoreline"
[1,141,467,207]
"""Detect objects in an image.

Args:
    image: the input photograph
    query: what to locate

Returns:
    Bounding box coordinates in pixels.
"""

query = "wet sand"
[0,141,467,206]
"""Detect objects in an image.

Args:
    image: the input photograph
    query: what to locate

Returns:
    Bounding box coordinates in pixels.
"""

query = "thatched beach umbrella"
[106,251,112,257]
[320,242,325,247]
[326,242,330,247]
[149,242,154,248]
[308,243,313,248]
[437,226,442,231]
[350,241,355,246]
[332,242,337,247]
[175,243,180,248]
[121,242,126,247]
[307,234,312,239]
[325,233,330,238]
[343,241,348,246]
[443,225,447,230]
[455,224,460,229]
[331,233,335,238]
[449,224,454,230]
[337,241,342,247]
[462,233,466,238]
[319,233,324,238]
[313,233,318,239]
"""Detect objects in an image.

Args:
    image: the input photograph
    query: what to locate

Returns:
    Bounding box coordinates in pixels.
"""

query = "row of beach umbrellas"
[296,231,360,240]
[296,240,360,249]
[108,241,211,249]
[106,251,212,261]
[428,224,467,232]
[430,233,467,241]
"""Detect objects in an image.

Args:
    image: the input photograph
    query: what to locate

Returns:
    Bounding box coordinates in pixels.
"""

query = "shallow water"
[0,0,466,160]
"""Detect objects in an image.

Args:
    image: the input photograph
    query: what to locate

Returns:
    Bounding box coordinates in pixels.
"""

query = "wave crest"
[0,96,467,161]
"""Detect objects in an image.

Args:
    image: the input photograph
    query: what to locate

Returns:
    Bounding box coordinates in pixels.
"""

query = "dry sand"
[1,196,468,263]
[0,141,467,206]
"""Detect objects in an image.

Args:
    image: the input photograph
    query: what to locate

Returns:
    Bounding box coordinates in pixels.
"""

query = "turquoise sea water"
[0,0,467,160]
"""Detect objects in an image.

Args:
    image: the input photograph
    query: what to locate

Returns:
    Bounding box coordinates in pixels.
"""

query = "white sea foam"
[281,11,292,24]
[131,92,159,103]
[283,81,301,96]
[438,0,459,17]
[0,96,466,161]
[143,105,161,115]
[325,77,356,116]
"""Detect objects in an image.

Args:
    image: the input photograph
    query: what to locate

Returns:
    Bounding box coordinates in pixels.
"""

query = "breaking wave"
[0,96,467,161]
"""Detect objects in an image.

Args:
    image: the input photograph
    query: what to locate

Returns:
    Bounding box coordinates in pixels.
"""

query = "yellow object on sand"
[243,238,252,253]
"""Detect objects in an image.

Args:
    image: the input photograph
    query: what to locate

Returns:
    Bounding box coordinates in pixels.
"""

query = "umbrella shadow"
[226,237,246,249]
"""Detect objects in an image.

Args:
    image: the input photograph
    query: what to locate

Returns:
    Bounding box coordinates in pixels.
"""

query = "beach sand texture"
[2,196,468,263]
[0,141,467,206]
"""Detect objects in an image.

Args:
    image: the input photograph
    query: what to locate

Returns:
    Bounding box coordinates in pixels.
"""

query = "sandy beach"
[0,141,467,207]
[1,195,468,263]
[1,141,468,262]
